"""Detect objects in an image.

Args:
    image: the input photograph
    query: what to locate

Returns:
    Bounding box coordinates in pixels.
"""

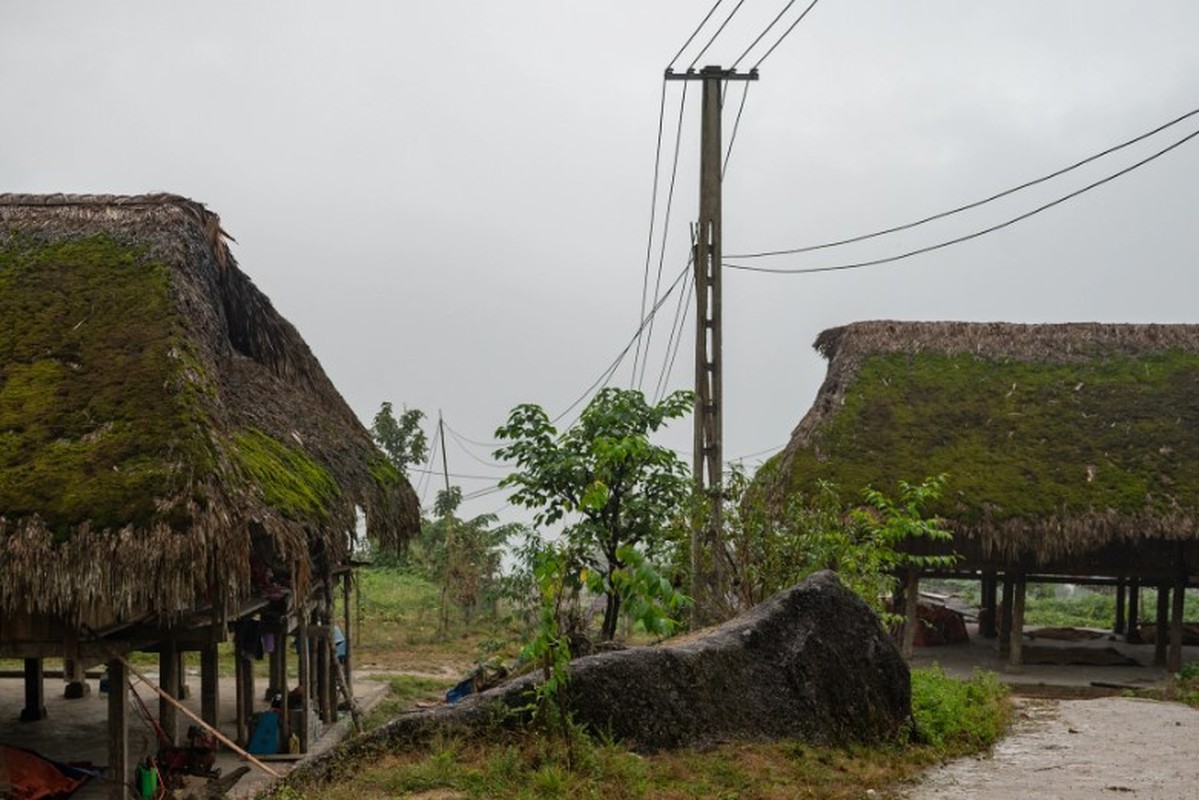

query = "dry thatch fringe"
[0,193,418,622]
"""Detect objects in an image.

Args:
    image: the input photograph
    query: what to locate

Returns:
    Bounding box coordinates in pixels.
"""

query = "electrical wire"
[725,124,1199,275]
[631,79,670,386]
[751,0,821,70]
[552,262,692,426]
[668,0,726,70]
[409,466,504,482]
[653,267,695,404]
[415,423,440,503]
[722,80,752,178]
[732,0,797,69]
[637,81,690,390]
[727,105,1199,260]
[445,424,507,469]
[688,0,748,71]
[442,421,501,449]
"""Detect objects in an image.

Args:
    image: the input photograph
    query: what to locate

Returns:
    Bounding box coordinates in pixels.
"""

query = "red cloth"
[0,745,88,800]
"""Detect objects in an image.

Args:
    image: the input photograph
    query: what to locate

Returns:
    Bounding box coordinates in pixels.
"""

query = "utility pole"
[666,65,758,625]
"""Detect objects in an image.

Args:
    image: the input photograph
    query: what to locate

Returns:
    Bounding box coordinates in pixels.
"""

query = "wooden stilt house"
[761,320,1199,670]
[0,194,419,796]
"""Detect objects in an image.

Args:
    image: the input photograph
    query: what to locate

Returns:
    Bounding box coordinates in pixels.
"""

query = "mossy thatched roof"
[763,320,1199,566]
[0,194,418,622]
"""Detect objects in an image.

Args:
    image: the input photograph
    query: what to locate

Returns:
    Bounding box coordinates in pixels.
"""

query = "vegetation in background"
[495,387,693,642]
[370,401,428,477]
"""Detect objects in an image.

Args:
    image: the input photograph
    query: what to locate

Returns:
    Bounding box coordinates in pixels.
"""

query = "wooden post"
[1114,578,1127,635]
[297,611,310,753]
[1154,584,1170,668]
[1168,577,1186,673]
[1007,577,1026,670]
[1126,578,1142,643]
[315,627,332,724]
[342,573,353,687]
[239,652,255,743]
[901,568,920,659]
[159,640,179,744]
[200,644,219,728]
[980,571,998,638]
[63,629,90,699]
[999,576,1014,658]
[278,618,291,749]
[107,658,129,800]
[234,652,247,745]
[19,658,46,721]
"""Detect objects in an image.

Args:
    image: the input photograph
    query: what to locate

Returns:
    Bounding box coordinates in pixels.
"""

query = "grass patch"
[277,667,1011,800]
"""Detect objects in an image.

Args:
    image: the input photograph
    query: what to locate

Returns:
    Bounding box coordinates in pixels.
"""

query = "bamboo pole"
[83,629,282,780]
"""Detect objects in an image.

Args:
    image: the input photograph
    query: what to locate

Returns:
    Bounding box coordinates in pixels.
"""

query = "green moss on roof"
[781,350,1199,524]
[233,428,340,521]
[0,234,216,534]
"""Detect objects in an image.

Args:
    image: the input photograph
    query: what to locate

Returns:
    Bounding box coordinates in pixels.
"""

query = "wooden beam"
[200,644,219,728]
[998,576,1014,659]
[1154,584,1170,668]
[297,611,311,753]
[1114,578,1126,634]
[901,568,919,660]
[1126,578,1142,643]
[979,572,998,639]
[159,640,178,744]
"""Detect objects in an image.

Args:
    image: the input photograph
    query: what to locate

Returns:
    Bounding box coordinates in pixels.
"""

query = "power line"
[444,424,507,468]
[688,0,748,71]
[751,0,821,70]
[653,266,695,404]
[637,81,690,390]
[727,105,1199,260]
[631,79,670,386]
[722,80,752,178]
[553,262,691,426]
[441,421,501,449]
[726,123,1199,275]
[732,0,798,69]
[668,0,726,70]
[409,466,504,482]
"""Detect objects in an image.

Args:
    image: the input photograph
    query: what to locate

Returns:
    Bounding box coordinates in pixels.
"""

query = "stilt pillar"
[63,629,90,699]
[979,571,998,639]
[1007,577,1026,671]
[1114,578,1127,635]
[200,644,220,728]
[107,658,129,800]
[1155,584,1170,668]
[159,640,179,744]
[1126,578,1142,644]
[19,658,47,721]
[999,575,1014,659]
[297,612,311,753]
[900,568,920,660]
[1168,577,1186,673]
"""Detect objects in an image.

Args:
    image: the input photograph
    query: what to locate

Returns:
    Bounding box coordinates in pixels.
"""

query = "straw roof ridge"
[0,193,418,622]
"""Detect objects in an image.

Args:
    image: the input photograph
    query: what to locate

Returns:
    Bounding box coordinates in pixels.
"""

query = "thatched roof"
[0,193,418,622]
[764,320,1199,565]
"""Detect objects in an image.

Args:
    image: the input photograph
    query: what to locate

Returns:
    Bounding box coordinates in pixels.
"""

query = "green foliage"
[0,234,219,534]
[233,428,340,520]
[495,387,693,641]
[909,666,1010,754]
[370,401,427,477]
[777,350,1199,525]
[723,468,954,619]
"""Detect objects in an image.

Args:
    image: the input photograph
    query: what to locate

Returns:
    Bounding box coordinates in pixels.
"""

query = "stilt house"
[0,194,419,796]
[762,320,1199,670]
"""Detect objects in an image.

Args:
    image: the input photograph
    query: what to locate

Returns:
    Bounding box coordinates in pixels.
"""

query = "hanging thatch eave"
[0,193,418,624]
[764,320,1199,568]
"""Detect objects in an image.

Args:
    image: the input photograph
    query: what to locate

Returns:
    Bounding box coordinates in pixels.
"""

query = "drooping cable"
[631,80,671,385]
[727,105,1199,260]
[726,124,1199,275]
[654,266,696,404]
[732,0,797,69]
[688,0,748,71]
[722,81,752,178]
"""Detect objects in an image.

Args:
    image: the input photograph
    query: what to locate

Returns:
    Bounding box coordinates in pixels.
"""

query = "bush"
[910,666,1010,755]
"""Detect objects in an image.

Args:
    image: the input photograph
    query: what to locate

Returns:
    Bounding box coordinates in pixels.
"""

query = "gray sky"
[4,1,1198,522]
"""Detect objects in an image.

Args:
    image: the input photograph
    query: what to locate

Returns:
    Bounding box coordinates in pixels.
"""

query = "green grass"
[275,668,1010,800]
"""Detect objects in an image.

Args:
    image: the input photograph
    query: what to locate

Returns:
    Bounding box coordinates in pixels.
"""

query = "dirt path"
[904,696,1199,800]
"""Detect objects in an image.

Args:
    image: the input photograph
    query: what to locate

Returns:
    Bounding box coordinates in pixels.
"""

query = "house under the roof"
[762,320,1199,671]
[0,194,419,796]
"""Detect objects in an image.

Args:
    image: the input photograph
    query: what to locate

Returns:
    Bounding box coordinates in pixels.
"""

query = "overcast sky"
[4,2,1197,522]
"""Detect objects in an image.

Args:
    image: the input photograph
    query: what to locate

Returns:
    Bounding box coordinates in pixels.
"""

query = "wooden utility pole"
[666,65,757,625]
[438,412,456,635]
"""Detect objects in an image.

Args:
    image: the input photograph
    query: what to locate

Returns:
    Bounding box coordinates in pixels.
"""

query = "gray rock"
[288,570,910,786]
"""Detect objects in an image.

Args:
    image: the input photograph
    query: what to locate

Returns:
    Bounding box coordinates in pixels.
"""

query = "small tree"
[495,387,692,641]
[371,401,428,477]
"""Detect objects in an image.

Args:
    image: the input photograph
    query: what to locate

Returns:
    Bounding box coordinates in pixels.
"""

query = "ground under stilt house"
[0,194,419,798]
[759,320,1199,671]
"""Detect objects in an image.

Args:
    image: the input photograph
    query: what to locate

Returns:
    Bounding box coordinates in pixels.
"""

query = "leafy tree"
[495,387,693,641]
[371,401,428,476]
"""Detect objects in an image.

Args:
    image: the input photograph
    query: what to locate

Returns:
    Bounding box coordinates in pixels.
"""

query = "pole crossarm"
[665,66,760,82]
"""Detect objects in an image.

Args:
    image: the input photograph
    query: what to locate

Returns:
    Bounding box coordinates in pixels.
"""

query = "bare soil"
[904,696,1199,800]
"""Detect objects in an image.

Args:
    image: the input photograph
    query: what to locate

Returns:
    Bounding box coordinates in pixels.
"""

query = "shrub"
[910,666,1010,755]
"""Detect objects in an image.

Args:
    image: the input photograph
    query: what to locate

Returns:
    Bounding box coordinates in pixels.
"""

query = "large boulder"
[290,571,909,785]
